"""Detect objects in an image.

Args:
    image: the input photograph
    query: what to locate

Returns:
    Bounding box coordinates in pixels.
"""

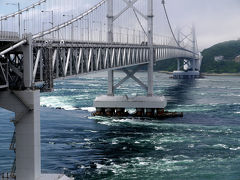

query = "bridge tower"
[173,25,202,79]
[94,0,167,116]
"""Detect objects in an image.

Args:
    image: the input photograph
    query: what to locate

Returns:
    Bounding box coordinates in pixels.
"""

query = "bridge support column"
[0,90,40,180]
[177,59,180,71]
[0,90,72,180]
[147,0,154,96]
[192,25,197,72]
[22,34,33,88]
[107,0,114,96]
[108,70,114,96]
[147,60,153,96]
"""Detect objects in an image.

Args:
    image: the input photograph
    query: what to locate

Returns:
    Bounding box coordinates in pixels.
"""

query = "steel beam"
[22,34,33,88]
[147,0,154,96]
[107,0,114,96]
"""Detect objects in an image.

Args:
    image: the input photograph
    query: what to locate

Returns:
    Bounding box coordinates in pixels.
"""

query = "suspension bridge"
[0,0,202,179]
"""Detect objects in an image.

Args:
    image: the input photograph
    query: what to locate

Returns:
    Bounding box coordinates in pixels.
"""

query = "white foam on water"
[78,165,85,169]
[97,120,117,126]
[172,103,219,112]
[83,130,98,133]
[160,136,185,143]
[220,93,240,97]
[213,144,228,149]
[188,144,195,148]
[96,163,105,169]
[81,107,96,112]
[112,138,119,145]
[155,146,171,151]
[230,147,240,151]
[40,96,77,110]
[139,161,149,165]
[234,112,240,114]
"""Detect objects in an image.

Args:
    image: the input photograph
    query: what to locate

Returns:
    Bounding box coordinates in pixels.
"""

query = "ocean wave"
[112,138,119,145]
[171,107,214,112]
[230,147,240,151]
[212,144,228,149]
[83,130,98,133]
[155,146,171,151]
[220,93,240,97]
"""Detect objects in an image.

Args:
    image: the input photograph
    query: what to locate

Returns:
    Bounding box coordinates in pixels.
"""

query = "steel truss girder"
[1,41,194,90]
[32,44,193,84]
[0,60,8,88]
[32,45,150,84]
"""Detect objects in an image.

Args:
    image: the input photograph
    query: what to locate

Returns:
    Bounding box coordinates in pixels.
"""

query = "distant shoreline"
[157,71,240,76]
[201,73,240,76]
[157,71,172,74]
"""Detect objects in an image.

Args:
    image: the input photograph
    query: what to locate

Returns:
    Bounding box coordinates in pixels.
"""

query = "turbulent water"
[1,72,240,180]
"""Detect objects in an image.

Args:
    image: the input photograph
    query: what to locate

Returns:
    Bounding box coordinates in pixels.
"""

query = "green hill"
[201,40,240,73]
[154,40,240,73]
[154,58,178,72]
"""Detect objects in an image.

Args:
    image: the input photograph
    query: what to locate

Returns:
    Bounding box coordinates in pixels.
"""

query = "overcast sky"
[1,0,240,50]
[166,0,240,50]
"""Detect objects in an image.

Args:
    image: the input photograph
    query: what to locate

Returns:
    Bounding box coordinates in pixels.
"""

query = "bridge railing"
[0,31,19,41]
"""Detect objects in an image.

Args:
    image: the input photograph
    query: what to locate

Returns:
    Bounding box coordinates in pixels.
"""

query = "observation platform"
[173,70,200,79]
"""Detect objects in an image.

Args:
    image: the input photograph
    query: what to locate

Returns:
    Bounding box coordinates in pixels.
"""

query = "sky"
[166,0,240,50]
[1,0,240,50]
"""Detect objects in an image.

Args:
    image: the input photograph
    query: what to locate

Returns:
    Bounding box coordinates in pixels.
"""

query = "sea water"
[0,72,240,180]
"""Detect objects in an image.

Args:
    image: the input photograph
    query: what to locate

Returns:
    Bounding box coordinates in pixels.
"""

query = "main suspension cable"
[162,0,180,47]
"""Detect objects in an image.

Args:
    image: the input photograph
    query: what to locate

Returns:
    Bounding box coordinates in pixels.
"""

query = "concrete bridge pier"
[0,90,72,180]
[173,26,202,79]
[0,90,40,180]
[173,56,202,79]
